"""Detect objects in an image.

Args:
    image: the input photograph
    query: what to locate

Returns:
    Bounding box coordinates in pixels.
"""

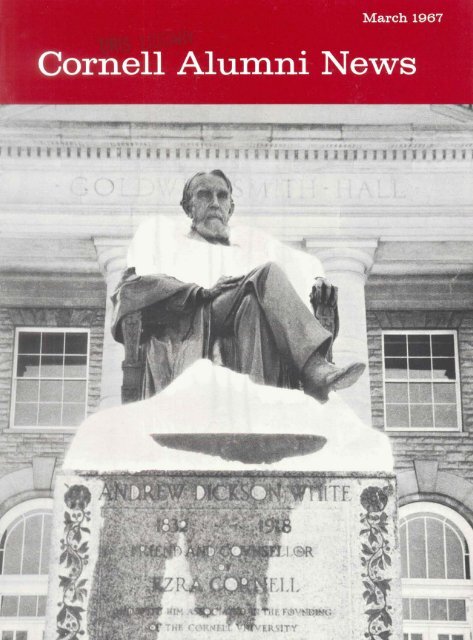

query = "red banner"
[0,0,471,103]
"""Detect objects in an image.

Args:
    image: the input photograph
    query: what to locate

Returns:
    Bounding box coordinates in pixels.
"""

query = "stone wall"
[0,307,104,478]
[367,309,473,478]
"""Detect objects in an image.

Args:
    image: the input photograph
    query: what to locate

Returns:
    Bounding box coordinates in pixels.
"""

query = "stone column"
[94,238,129,409]
[305,238,378,426]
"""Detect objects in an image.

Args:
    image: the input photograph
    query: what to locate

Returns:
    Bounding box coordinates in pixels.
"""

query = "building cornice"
[0,121,472,163]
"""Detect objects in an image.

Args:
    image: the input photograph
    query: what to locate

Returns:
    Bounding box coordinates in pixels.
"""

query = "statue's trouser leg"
[221,293,287,385]
[211,262,332,379]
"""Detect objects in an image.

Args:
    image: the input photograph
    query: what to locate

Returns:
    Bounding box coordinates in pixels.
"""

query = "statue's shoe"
[302,355,366,403]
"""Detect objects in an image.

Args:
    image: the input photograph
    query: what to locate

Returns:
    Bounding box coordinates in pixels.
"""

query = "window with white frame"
[11,328,89,429]
[400,503,473,640]
[0,499,53,640]
[382,331,461,431]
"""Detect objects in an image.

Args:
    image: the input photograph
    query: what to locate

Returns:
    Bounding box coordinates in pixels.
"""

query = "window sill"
[4,426,78,434]
[386,429,466,437]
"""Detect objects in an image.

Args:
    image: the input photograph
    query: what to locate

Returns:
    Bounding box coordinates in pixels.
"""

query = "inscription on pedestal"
[45,472,401,640]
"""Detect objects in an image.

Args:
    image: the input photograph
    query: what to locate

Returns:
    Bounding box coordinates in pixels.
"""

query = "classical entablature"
[0,105,472,312]
[0,120,473,161]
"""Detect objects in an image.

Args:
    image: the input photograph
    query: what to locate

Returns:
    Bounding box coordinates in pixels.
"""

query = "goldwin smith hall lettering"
[1,105,473,640]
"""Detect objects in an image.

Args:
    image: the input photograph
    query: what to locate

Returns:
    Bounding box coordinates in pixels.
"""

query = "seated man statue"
[111,170,365,402]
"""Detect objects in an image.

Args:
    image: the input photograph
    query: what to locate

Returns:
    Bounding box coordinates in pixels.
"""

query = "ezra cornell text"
[37,50,417,77]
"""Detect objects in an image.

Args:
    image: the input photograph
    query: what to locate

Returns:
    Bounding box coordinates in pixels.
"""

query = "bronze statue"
[111,170,365,403]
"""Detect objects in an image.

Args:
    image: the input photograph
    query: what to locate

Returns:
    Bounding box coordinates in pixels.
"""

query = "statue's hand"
[201,275,245,301]
[312,277,337,306]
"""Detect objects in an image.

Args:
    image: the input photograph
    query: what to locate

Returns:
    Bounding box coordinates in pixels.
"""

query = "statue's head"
[180,170,234,243]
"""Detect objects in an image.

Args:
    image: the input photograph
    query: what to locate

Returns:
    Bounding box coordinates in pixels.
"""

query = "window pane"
[0,595,18,616]
[410,404,434,429]
[433,358,456,380]
[21,515,41,574]
[402,598,410,619]
[400,524,408,578]
[42,332,64,354]
[65,333,88,354]
[37,596,47,617]
[63,380,86,403]
[18,596,37,616]
[411,598,428,620]
[434,384,457,403]
[409,383,432,403]
[408,335,431,357]
[448,599,466,621]
[18,333,40,354]
[385,358,408,379]
[39,380,62,402]
[37,404,61,426]
[16,633,27,640]
[16,356,39,378]
[15,381,39,403]
[385,382,408,403]
[384,335,407,357]
[40,356,63,378]
[452,635,464,640]
[412,634,423,640]
[2,632,14,640]
[409,358,432,379]
[14,403,38,427]
[62,403,86,427]
[432,334,455,357]
[408,518,427,578]
[438,635,449,640]
[3,521,24,574]
[386,404,409,428]
[426,517,445,578]
[434,405,458,430]
[40,515,51,575]
[430,599,448,620]
[64,356,87,378]
[446,526,465,578]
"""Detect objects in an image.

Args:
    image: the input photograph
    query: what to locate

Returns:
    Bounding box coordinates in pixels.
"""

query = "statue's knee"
[259,261,284,278]
[258,261,288,287]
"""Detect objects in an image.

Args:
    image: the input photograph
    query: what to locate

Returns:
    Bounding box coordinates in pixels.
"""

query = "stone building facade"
[0,104,472,640]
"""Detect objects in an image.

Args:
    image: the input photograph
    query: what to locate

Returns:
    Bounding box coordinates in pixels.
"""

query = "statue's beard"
[192,217,230,244]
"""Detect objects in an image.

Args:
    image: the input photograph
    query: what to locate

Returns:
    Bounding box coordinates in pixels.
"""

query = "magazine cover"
[0,1,472,640]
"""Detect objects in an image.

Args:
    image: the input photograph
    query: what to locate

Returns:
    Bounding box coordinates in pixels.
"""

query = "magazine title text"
[37,50,417,78]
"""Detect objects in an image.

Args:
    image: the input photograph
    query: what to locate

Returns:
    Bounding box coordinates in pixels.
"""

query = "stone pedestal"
[45,471,401,640]
[44,361,400,640]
